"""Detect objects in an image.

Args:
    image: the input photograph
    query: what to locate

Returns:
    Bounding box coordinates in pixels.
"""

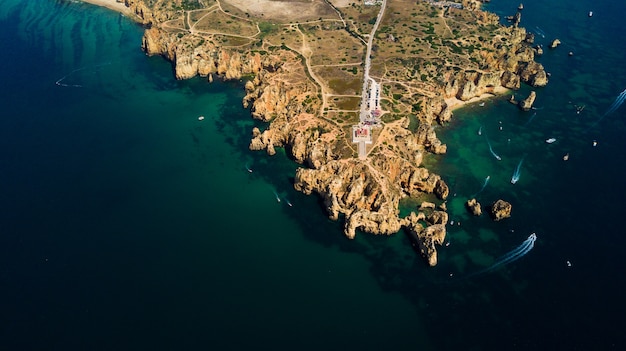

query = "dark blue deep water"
[0,0,625,350]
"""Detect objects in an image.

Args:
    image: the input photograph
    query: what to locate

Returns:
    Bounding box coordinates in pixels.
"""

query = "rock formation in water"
[466,198,482,216]
[549,39,561,49]
[490,199,512,221]
[405,212,447,267]
[519,91,536,111]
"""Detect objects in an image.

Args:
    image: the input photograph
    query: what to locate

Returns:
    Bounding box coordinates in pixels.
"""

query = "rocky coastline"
[85,0,546,267]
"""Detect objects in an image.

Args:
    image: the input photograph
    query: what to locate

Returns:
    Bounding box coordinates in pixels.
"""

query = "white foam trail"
[594,88,626,125]
[245,164,253,173]
[274,191,281,202]
[484,233,537,272]
[511,157,524,184]
[478,126,482,135]
[55,75,83,87]
[472,176,490,197]
[525,112,537,126]
[55,62,112,88]
[486,136,501,161]
[604,89,626,115]
[470,233,537,277]
[534,26,546,38]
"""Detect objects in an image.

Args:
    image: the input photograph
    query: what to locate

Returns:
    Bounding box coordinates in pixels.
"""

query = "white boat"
[545,138,557,144]
[588,11,593,17]
[198,116,205,121]
[563,153,569,161]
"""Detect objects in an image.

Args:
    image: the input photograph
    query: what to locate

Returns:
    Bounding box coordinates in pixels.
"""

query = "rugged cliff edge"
[108,0,546,267]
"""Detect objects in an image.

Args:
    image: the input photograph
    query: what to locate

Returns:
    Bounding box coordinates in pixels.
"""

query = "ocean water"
[0,0,625,350]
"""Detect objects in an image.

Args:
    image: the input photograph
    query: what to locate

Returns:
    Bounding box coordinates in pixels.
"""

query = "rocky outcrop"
[406,219,446,267]
[142,27,276,80]
[466,198,482,216]
[505,12,521,27]
[427,210,449,226]
[501,70,521,89]
[519,62,548,87]
[439,27,548,103]
[496,41,548,87]
[294,154,448,238]
[117,0,548,268]
[518,91,536,111]
[420,201,436,210]
[490,199,512,221]
[549,38,561,49]
[414,123,447,154]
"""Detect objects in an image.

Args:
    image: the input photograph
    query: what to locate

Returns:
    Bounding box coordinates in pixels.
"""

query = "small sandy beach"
[80,0,135,19]
[445,86,510,111]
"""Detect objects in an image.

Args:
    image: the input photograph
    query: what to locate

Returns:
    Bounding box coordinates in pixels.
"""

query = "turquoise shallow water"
[1,0,625,350]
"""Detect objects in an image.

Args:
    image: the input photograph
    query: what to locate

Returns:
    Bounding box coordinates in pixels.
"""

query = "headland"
[81,0,547,266]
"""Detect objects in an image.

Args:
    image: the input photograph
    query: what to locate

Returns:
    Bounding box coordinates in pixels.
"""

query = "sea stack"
[519,91,536,111]
[549,39,561,49]
[466,198,482,216]
[490,200,512,221]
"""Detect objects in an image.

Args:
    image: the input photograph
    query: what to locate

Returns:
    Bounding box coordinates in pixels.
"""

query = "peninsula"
[83,0,547,266]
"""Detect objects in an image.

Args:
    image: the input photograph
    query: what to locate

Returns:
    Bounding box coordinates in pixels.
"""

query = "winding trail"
[294,24,328,114]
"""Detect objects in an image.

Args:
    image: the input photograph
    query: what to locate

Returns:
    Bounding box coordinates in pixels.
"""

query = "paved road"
[357,0,387,158]
[358,140,366,160]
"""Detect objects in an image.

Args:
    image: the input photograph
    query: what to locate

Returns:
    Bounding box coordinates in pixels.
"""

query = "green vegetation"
[258,22,277,37]
[181,0,202,10]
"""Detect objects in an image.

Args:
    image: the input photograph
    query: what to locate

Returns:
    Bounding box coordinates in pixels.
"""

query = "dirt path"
[294,24,329,114]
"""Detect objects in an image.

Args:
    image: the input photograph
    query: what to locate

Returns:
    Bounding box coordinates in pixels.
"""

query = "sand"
[445,86,510,111]
[80,0,136,19]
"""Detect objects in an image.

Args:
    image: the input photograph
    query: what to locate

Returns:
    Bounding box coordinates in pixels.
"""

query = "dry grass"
[222,0,339,23]
[301,23,363,66]
[313,65,361,94]
[194,11,258,37]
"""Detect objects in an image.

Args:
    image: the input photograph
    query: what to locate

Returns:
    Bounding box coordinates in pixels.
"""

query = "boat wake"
[485,135,501,161]
[594,87,626,125]
[467,233,537,278]
[472,175,490,197]
[55,62,112,88]
[510,157,525,184]
[534,26,546,38]
[524,112,537,126]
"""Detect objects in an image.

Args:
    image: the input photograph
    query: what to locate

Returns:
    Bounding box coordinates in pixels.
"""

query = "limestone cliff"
[108,0,548,267]
[441,26,547,107]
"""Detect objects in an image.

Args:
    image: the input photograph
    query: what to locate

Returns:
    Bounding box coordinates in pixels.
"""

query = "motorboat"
[545,138,557,144]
